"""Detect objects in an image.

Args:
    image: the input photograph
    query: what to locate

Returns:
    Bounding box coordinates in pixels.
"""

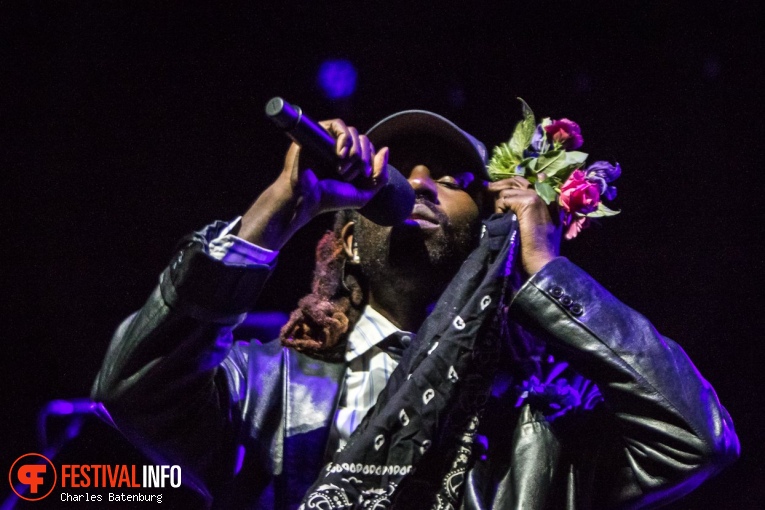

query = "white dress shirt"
[334,306,409,446]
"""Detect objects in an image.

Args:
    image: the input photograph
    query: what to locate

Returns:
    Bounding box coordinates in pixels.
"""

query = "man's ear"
[340,221,356,262]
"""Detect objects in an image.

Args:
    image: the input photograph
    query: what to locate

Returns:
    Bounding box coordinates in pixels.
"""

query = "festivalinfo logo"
[8,453,57,502]
[8,452,181,503]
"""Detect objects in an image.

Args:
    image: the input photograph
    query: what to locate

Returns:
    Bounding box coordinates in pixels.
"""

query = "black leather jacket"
[92,223,739,509]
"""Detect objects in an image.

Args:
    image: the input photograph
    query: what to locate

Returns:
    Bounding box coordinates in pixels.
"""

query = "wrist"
[239,180,304,251]
[525,253,556,277]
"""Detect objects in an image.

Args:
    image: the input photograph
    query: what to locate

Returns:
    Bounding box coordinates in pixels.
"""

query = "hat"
[366,110,490,181]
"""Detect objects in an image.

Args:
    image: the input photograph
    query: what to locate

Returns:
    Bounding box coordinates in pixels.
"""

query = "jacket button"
[551,286,564,298]
[570,303,584,316]
[560,295,573,307]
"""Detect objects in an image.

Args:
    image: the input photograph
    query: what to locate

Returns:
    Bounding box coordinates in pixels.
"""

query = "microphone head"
[357,164,415,226]
[264,97,284,117]
[265,97,300,130]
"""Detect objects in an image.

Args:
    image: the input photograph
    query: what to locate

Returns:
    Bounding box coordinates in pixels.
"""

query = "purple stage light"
[317,59,358,99]
[476,434,489,460]
[234,445,246,475]
[37,398,98,448]
[235,310,289,341]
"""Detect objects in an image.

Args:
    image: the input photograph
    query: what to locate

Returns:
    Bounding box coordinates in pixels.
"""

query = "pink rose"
[559,170,600,215]
[544,118,583,150]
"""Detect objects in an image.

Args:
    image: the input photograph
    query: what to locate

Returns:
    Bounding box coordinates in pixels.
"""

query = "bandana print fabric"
[300,213,520,510]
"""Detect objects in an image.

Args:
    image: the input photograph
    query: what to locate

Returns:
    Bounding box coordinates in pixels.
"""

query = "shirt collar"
[346,305,406,362]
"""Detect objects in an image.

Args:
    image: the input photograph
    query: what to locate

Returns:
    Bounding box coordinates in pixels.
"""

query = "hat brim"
[366,110,489,181]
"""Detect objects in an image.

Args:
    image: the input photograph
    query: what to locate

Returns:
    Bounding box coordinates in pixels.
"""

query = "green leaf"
[534,181,557,205]
[508,98,536,158]
[552,167,577,187]
[535,150,569,177]
[519,97,535,120]
[585,202,621,218]
[486,142,520,181]
[564,151,589,166]
[486,171,516,181]
[517,157,536,174]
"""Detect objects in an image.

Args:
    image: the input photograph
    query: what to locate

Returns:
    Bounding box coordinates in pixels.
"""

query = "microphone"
[265,97,415,226]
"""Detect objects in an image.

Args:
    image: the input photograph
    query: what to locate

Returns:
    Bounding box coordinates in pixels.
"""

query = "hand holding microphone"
[238,99,414,250]
[266,97,414,226]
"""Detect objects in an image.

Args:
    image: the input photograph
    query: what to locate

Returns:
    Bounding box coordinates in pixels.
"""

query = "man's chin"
[355,215,477,280]
[388,224,459,270]
[388,225,430,263]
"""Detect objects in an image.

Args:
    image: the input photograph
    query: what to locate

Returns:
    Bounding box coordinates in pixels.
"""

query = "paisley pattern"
[300,481,398,510]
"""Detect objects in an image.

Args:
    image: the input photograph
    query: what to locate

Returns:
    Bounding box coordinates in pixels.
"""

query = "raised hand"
[487,176,562,276]
[239,119,389,250]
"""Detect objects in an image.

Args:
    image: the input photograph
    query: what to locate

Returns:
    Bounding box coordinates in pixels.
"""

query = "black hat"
[366,110,490,181]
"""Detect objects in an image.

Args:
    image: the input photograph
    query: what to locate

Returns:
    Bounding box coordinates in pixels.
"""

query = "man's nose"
[408,165,439,204]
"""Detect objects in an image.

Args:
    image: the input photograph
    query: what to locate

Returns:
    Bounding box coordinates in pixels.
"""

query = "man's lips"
[405,203,441,228]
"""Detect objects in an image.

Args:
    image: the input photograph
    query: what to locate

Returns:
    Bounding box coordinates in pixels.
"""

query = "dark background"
[2,1,762,508]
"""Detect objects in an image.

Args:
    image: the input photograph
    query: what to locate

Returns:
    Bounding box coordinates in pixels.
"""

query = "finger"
[319,119,351,158]
[283,142,302,182]
[346,127,361,161]
[486,176,532,192]
[317,181,370,211]
[318,148,389,212]
[359,135,374,179]
[494,189,539,214]
[372,147,390,189]
[514,176,532,188]
[495,188,522,212]
[497,188,536,200]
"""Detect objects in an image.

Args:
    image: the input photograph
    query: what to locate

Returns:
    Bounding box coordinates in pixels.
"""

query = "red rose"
[559,170,600,215]
[544,118,583,150]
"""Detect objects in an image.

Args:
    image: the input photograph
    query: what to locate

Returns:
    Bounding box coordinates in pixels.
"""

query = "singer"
[92,109,738,509]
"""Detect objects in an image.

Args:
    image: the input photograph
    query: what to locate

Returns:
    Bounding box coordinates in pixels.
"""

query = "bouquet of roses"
[487,99,621,239]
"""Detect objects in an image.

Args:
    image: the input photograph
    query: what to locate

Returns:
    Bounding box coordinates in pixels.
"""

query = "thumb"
[372,147,390,190]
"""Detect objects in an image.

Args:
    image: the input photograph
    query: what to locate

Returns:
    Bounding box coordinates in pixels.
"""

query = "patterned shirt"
[335,306,411,446]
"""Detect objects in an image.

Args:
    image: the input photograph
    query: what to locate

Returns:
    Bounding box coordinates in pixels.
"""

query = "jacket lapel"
[282,348,345,507]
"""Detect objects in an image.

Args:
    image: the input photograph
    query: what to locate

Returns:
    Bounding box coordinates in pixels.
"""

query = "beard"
[353,200,479,299]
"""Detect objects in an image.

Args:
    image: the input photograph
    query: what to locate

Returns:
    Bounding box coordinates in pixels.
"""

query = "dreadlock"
[279,210,365,362]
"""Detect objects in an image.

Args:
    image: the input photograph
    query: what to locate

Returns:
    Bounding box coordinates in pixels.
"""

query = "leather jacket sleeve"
[509,257,739,509]
[90,222,273,501]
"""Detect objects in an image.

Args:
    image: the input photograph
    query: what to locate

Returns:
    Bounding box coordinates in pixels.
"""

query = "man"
[92,110,738,509]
